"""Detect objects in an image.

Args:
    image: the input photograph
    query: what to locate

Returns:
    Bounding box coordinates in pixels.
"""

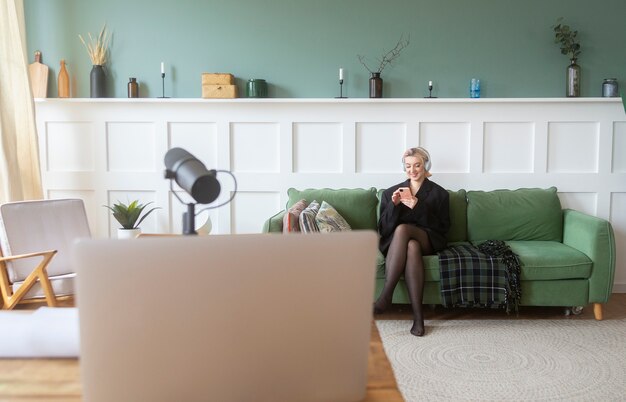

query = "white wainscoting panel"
[558,192,598,217]
[230,123,279,173]
[293,123,343,173]
[614,122,626,173]
[34,98,626,291]
[547,122,599,173]
[483,122,535,173]
[356,123,406,173]
[168,122,218,169]
[46,122,95,172]
[419,122,471,173]
[231,191,281,234]
[106,122,156,172]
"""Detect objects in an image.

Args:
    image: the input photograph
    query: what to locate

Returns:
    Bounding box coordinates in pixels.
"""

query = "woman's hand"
[391,189,402,205]
[393,188,418,208]
[401,197,418,209]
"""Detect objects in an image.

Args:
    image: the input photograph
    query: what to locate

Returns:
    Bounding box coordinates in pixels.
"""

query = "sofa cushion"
[282,199,308,233]
[315,201,351,232]
[447,189,467,242]
[508,241,592,280]
[287,188,378,230]
[376,252,454,282]
[466,187,563,242]
[299,200,320,233]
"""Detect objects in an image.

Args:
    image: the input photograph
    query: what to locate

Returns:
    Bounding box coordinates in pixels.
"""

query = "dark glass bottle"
[127,77,139,98]
[369,72,383,98]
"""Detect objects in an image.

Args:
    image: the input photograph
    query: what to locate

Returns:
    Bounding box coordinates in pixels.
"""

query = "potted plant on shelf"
[553,18,581,97]
[104,200,160,239]
[357,34,410,98]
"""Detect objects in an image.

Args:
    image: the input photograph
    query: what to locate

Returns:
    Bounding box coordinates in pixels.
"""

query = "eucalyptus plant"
[553,18,581,61]
[104,200,160,229]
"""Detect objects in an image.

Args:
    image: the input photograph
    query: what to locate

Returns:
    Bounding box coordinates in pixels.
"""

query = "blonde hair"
[402,147,432,177]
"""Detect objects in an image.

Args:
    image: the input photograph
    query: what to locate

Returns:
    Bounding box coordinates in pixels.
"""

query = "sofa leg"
[593,303,603,321]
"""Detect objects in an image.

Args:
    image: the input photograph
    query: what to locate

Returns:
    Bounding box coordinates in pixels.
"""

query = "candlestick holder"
[158,72,170,98]
[335,79,347,99]
[425,83,437,98]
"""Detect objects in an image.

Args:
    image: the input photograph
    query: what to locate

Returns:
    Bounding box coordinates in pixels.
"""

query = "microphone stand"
[183,203,197,235]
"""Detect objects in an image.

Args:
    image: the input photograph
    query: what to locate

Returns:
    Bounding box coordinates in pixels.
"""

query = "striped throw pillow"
[299,200,320,233]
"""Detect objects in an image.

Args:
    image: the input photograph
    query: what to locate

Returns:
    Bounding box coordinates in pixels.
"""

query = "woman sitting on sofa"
[375,147,450,336]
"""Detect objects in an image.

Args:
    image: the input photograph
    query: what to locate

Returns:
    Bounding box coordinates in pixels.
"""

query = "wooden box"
[202,84,237,99]
[201,73,234,85]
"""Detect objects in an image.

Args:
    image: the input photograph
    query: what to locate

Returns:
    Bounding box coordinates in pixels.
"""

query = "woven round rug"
[376,319,626,401]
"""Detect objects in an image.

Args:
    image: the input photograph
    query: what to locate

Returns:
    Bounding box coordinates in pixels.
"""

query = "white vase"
[117,228,141,239]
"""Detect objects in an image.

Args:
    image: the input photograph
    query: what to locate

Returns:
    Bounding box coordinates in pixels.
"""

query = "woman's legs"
[405,238,429,336]
[374,224,433,335]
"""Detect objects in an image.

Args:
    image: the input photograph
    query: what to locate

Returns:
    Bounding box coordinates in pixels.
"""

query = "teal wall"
[24,0,626,99]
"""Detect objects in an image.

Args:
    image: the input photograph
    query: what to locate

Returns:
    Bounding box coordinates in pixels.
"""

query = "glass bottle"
[369,72,383,98]
[602,79,618,97]
[127,77,139,98]
[566,59,581,97]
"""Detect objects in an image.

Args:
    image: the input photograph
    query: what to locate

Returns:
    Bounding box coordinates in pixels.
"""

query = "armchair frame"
[0,248,63,309]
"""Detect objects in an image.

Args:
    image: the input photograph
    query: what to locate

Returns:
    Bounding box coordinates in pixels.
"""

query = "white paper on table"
[0,307,79,358]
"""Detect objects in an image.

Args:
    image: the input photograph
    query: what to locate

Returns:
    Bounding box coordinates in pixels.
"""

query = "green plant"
[104,200,160,229]
[553,18,581,61]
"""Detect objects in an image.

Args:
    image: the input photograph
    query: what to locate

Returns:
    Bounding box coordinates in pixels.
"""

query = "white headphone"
[402,147,432,171]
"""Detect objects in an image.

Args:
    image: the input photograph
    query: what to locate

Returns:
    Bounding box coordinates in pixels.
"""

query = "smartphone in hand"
[398,187,412,200]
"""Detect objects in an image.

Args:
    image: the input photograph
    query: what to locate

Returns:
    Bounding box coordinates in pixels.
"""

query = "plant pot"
[369,72,383,98]
[566,59,581,97]
[90,65,106,98]
[117,228,141,239]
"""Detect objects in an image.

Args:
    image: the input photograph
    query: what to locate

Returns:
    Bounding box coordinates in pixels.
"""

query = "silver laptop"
[72,231,377,402]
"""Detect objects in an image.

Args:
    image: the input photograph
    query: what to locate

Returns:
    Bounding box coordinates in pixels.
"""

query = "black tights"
[375,224,433,336]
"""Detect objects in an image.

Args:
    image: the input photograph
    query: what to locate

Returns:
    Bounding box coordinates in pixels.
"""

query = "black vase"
[369,72,383,98]
[90,65,106,98]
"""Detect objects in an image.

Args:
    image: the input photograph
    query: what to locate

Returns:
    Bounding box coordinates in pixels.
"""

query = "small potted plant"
[553,18,581,97]
[104,200,160,238]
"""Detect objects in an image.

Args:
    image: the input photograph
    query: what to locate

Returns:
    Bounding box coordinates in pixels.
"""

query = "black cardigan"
[378,178,451,256]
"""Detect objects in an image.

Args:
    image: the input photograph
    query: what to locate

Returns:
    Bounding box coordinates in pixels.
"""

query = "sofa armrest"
[262,210,286,233]
[562,209,616,303]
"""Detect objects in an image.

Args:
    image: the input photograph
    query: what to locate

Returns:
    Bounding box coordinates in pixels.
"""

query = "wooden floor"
[376,293,626,322]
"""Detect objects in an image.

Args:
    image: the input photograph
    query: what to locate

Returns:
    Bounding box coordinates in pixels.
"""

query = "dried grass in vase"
[79,25,110,66]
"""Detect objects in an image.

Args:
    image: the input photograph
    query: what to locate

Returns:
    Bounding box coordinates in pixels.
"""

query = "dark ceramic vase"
[90,65,106,98]
[369,72,383,98]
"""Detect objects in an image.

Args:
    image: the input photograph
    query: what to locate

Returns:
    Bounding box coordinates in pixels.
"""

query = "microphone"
[164,148,220,204]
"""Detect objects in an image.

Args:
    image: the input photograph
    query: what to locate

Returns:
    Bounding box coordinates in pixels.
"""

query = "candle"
[428,80,433,87]
[161,62,164,74]
[339,68,344,81]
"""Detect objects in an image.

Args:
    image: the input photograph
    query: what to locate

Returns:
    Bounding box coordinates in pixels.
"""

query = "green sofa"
[262,187,616,320]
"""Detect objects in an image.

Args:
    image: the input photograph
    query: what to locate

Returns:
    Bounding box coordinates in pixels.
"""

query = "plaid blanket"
[437,241,521,313]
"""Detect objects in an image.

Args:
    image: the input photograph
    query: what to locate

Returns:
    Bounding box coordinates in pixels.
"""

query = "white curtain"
[0,0,43,203]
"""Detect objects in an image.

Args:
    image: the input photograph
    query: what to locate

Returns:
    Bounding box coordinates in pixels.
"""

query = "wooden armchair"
[0,199,90,309]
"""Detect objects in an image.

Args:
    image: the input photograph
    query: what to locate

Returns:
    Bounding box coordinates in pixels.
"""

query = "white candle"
[339,68,344,80]
[161,62,164,74]
[428,80,433,87]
